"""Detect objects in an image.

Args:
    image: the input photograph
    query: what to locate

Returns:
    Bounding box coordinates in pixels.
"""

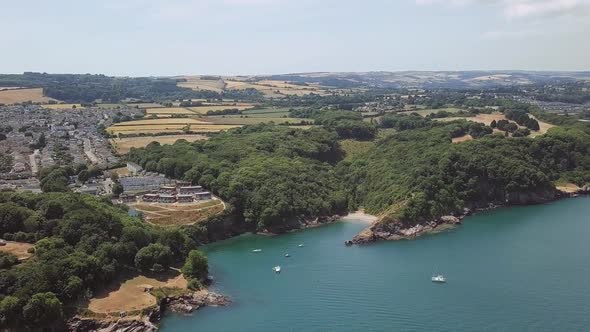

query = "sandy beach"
[341,210,378,223]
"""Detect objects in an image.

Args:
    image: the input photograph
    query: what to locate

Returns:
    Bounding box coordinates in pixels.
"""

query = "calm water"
[161,197,590,331]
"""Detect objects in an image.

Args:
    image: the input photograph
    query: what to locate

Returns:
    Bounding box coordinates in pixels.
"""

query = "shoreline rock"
[352,189,587,245]
[67,290,230,332]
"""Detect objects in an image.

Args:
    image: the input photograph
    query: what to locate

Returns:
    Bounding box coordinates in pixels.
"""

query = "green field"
[205,116,311,125]
[399,107,463,116]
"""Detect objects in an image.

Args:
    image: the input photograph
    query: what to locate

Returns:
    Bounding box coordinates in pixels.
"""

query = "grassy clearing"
[87,270,187,314]
[111,135,209,154]
[125,103,164,109]
[452,134,474,143]
[0,241,34,260]
[131,200,225,226]
[0,88,57,104]
[339,139,376,161]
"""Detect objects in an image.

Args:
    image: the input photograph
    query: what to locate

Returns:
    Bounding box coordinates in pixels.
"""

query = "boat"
[273,266,281,273]
[431,274,446,283]
[252,249,262,253]
[298,244,304,247]
[284,253,290,257]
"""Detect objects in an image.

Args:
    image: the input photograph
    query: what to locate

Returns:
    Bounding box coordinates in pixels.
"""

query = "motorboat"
[298,244,304,247]
[252,249,262,253]
[431,274,446,283]
[273,266,281,273]
[285,253,290,257]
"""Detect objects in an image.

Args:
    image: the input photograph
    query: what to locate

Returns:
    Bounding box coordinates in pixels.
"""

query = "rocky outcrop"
[162,290,230,315]
[67,317,158,332]
[352,214,463,244]
[68,290,229,332]
[351,187,580,245]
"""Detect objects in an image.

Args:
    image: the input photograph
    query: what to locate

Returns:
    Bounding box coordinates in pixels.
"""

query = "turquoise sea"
[161,197,590,331]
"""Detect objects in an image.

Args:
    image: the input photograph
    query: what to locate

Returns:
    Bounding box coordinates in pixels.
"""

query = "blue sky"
[1,0,588,76]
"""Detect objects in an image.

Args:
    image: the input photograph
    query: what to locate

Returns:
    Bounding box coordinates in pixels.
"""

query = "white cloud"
[415,0,590,19]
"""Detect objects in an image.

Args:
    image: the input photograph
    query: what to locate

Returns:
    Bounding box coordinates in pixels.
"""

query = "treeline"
[290,109,376,140]
[0,73,221,103]
[0,191,210,329]
[343,123,590,229]
[127,125,349,231]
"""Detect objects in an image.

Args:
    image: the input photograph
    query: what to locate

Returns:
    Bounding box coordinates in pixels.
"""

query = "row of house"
[140,191,212,203]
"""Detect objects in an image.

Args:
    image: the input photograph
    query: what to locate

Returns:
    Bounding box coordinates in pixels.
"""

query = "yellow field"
[177,76,225,93]
[225,79,331,98]
[0,241,34,260]
[88,271,187,314]
[145,107,194,115]
[111,118,210,127]
[110,134,209,154]
[0,88,57,104]
[131,200,225,226]
[188,104,255,114]
[437,112,554,137]
[42,103,83,110]
[108,124,240,135]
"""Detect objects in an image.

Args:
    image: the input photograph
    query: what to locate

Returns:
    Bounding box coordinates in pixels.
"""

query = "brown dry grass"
[111,135,209,154]
[0,88,57,104]
[438,112,554,136]
[177,76,225,93]
[0,241,34,260]
[132,200,224,226]
[42,104,83,110]
[87,271,187,314]
[145,107,194,115]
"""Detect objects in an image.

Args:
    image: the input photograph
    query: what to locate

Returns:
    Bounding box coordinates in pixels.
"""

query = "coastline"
[351,189,590,245]
[68,288,230,332]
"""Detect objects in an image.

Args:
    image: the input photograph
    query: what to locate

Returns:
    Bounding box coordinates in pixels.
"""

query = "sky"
[0,0,589,76]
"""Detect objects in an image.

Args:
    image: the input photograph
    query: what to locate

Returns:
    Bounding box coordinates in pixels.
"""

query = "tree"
[182,250,209,282]
[0,252,18,269]
[112,183,124,196]
[134,243,173,272]
[77,170,90,183]
[0,296,22,326]
[22,292,63,327]
[490,120,497,128]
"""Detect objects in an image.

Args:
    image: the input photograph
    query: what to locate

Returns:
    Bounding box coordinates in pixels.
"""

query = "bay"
[161,197,590,331]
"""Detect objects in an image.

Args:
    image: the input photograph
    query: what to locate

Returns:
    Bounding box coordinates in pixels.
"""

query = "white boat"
[273,266,281,273]
[298,244,304,247]
[284,253,290,257]
[252,249,262,253]
[431,274,446,283]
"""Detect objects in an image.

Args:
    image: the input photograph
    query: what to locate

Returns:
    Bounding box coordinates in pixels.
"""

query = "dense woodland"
[126,107,590,231]
[0,192,210,329]
[128,125,349,231]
